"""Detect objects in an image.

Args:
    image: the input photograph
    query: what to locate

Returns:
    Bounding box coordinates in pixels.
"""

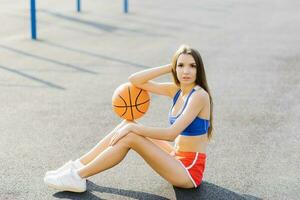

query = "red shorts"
[171,150,206,188]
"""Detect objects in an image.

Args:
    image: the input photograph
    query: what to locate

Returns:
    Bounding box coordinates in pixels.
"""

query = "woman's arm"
[109,122,174,146]
[128,64,177,97]
[131,91,209,141]
[128,64,172,84]
[110,91,208,145]
[131,123,174,141]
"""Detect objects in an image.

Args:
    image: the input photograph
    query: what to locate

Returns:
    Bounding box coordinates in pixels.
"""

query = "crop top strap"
[170,88,196,117]
[169,90,181,118]
[172,89,181,105]
[181,88,196,113]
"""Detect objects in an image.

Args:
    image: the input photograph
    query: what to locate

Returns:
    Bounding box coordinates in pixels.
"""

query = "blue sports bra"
[168,88,210,136]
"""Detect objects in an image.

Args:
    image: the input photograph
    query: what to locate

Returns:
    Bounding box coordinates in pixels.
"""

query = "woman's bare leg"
[77,132,194,188]
[147,138,174,154]
[78,121,174,165]
[78,119,131,165]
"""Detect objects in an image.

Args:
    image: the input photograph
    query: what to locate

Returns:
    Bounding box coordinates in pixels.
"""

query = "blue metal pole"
[124,0,128,13]
[77,0,81,12]
[30,0,37,40]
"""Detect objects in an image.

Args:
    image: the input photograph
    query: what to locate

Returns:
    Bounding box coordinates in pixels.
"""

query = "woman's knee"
[110,120,137,137]
[118,132,141,147]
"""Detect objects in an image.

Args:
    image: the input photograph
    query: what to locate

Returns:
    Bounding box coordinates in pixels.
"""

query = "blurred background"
[0,0,299,199]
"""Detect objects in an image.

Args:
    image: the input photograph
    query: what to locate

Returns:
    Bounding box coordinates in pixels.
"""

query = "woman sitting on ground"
[44,44,213,192]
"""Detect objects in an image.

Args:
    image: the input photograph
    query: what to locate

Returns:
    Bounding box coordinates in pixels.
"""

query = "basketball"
[112,82,150,121]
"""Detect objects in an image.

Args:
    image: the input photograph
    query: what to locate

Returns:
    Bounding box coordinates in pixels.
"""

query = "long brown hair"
[171,45,214,140]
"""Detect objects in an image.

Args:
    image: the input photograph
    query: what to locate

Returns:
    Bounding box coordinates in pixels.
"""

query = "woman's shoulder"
[192,86,210,102]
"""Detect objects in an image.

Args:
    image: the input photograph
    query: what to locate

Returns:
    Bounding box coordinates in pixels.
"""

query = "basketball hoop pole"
[77,0,81,12]
[30,0,37,40]
[124,0,128,13]
[29,0,130,40]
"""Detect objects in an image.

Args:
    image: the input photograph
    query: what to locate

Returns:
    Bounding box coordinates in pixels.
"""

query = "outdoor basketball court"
[0,0,299,199]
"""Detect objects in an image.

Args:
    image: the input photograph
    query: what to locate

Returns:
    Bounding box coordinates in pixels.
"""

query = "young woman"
[44,45,213,192]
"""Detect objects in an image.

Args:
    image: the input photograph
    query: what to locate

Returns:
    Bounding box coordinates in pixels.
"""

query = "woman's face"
[176,54,197,85]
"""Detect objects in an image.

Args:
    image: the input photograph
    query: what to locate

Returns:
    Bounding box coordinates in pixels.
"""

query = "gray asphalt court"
[1,0,299,199]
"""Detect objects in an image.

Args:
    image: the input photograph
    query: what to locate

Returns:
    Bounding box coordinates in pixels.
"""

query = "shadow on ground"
[0,44,97,74]
[0,64,66,90]
[174,181,262,200]
[39,9,169,37]
[53,180,261,200]
[53,180,169,200]
[42,41,150,69]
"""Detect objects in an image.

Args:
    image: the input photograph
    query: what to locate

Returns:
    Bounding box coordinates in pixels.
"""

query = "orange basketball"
[112,82,150,121]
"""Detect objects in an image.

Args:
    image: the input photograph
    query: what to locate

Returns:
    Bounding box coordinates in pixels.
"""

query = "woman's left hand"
[109,123,134,146]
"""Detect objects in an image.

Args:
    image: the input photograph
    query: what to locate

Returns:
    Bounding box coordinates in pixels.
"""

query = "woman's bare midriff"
[174,134,208,153]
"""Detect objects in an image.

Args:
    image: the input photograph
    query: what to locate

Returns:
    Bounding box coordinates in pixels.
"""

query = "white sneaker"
[45,159,84,177]
[44,168,87,193]
[45,160,74,177]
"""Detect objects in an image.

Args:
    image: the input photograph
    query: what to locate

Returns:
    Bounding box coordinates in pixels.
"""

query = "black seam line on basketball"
[113,105,146,113]
[135,89,149,114]
[135,89,143,105]
[118,95,127,116]
[135,89,144,114]
[128,87,134,120]
[118,94,128,117]
[113,99,150,107]
[135,89,145,114]
[136,107,145,114]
